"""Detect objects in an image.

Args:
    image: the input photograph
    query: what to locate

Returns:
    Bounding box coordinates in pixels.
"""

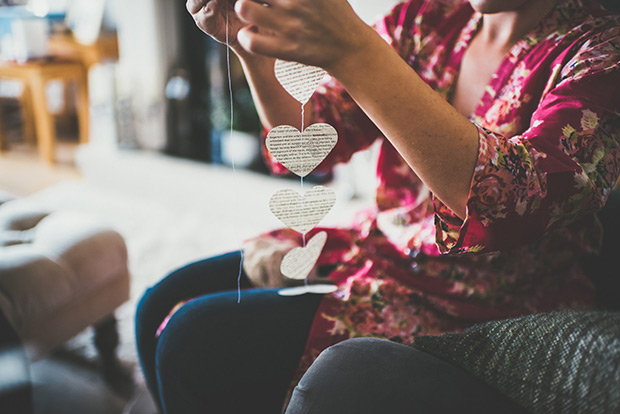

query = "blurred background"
[1,1,617,413]
[0,0,399,178]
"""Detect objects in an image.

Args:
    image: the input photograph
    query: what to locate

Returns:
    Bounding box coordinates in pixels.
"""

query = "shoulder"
[376,0,473,49]
[530,1,620,90]
[377,0,471,33]
[558,10,620,83]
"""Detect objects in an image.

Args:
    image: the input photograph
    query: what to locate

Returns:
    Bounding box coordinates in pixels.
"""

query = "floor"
[31,353,134,414]
[29,343,159,414]
[0,141,81,197]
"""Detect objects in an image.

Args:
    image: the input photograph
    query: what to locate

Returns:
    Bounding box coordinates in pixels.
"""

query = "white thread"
[225,4,245,303]
[300,104,309,286]
[300,103,306,247]
[301,103,305,132]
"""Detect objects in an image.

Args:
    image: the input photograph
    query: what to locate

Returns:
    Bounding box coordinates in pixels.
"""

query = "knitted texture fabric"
[413,311,620,414]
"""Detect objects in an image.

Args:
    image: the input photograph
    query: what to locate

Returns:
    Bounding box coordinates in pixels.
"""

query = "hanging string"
[300,103,309,287]
[300,103,307,246]
[301,102,305,132]
[225,3,245,303]
[300,102,306,240]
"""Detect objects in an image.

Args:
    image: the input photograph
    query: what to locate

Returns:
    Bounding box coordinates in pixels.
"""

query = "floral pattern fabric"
[256,0,620,398]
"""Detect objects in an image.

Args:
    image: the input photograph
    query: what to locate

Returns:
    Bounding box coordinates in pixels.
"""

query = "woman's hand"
[243,237,328,288]
[186,0,246,49]
[233,0,373,71]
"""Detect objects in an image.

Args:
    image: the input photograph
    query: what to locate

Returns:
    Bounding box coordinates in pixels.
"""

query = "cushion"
[0,204,130,356]
[413,311,620,414]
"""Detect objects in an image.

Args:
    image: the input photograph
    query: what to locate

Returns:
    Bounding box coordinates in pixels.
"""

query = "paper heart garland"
[269,185,336,234]
[281,231,327,280]
[274,59,327,104]
[266,123,337,177]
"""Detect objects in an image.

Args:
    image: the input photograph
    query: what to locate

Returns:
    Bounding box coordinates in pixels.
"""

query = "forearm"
[231,0,479,218]
[234,49,313,130]
[327,26,480,219]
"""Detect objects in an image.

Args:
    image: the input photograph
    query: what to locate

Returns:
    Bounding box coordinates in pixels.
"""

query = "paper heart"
[266,123,337,177]
[305,284,338,294]
[274,59,326,104]
[269,185,336,234]
[281,231,327,280]
[278,284,338,297]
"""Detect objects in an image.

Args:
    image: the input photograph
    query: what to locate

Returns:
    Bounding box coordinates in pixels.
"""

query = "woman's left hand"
[233,0,372,71]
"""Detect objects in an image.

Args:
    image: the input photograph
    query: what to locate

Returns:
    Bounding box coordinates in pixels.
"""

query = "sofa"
[413,189,620,414]
[0,192,131,413]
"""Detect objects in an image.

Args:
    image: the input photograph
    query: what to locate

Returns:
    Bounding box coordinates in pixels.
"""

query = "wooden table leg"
[0,101,4,153]
[20,85,36,145]
[75,66,90,145]
[29,76,56,164]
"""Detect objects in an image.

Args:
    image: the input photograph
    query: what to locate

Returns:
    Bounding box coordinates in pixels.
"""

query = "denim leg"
[286,337,530,414]
[135,251,251,406]
[155,287,322,414]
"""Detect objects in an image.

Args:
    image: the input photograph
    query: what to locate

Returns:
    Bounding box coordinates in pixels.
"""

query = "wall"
[113,0,401,151]
[114,0,179,150]
[349,0,401,23]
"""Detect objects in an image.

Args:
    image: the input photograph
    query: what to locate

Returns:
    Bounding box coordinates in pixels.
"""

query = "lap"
[286,337,529,414]
[155,287,323,414]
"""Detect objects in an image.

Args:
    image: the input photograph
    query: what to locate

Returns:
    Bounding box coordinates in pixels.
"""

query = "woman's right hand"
[186,0,244,48]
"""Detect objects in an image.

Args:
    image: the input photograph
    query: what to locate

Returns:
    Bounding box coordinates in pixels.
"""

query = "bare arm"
[188,0,478,217]
[233,0,478,218]
[326,25,479,219]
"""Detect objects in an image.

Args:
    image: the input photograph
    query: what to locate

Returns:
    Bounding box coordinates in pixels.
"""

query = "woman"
[136,0,620,412]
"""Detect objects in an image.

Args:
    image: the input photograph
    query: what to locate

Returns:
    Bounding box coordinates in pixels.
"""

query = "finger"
[237,25,293,58]
[186,0,208,14]
[192,2,220,31]
[234,0,281,28]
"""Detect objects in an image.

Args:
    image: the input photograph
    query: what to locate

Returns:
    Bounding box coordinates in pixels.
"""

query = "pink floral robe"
[256,0,620,395]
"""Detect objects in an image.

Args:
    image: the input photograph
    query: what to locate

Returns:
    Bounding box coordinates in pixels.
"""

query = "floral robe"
[257,0,620,397]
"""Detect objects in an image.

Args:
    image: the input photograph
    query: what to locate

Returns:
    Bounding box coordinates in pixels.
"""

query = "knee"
[287,338,394,414]
[153,305,198,386]
[135,286,160,335]
[135,267,189,332]
[310,337,384,376]
[155,303,198,359]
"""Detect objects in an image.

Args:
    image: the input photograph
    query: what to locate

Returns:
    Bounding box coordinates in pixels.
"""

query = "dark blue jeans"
[135,251,323,414]
[136,252,528,414]
[286,338,529,414]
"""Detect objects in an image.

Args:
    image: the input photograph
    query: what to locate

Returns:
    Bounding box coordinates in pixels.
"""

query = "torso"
[451,34,510,118]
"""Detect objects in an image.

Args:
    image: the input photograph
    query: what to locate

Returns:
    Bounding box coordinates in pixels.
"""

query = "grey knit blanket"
[413,311,620,414]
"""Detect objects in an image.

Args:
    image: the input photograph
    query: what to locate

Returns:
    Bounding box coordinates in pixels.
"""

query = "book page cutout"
[304,284,338,294]
[278,284,337,296]
[274,59,326,104]
[269,186,336,234]
[281,231,327,280]
[266,123,337,177]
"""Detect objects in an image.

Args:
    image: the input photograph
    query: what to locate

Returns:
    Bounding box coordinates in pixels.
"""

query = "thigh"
[136,251,249,404]
[156,287,324,414]
[286,337,530,414]
[140,251,248,312]
[136,251,249,339]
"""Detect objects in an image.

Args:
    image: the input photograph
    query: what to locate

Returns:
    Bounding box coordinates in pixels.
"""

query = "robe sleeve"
[435,24,620,254]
